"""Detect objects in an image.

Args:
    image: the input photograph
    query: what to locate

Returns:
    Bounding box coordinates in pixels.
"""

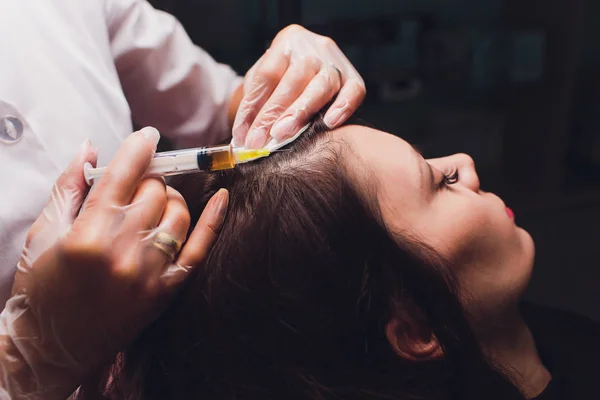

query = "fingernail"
[324,107,346,128]
[270,116,297,140]
[90,145,99,160]
[231,124,247,147]
[79,139,91,152]
[74,139,97,168]
[140,126,161,145]
[245,128,266,149]
[211,189,229,223]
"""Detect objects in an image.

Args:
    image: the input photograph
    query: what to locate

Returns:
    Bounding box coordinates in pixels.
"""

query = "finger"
[319,40,366,128]
[242,54,262,92]
[165,189,229,288]
[112,178,168,272]
[322,77,366,129]
[83,127,161,213]
[122,178,168,234]
[25,140,98,250]
[269,65,343,141]
[143,187,191,284]
[232,50,290,147]
[246,57,320,148]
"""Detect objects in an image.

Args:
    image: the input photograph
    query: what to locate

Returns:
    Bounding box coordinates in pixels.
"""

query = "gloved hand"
[0,128,228,400]
[232,24,366,149]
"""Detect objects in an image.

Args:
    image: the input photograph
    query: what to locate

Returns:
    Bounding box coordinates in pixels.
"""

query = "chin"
[515,227,536,293]
[518,227,535,264]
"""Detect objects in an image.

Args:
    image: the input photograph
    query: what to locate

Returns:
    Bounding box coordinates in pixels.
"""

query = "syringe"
[84,144,270,186]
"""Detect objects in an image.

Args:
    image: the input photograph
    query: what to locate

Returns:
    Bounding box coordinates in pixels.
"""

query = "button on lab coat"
[0,0,242,307]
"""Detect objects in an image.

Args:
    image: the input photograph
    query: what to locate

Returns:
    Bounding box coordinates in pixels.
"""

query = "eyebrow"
[410,144,435,193]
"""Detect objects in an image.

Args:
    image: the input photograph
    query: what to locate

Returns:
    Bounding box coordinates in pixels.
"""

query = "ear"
[385,317,443,361]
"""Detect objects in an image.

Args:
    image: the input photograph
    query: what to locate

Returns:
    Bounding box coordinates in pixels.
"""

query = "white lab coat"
[0,0,242,307]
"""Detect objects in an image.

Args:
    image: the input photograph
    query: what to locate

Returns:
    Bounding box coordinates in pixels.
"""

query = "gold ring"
[151,231,182,261]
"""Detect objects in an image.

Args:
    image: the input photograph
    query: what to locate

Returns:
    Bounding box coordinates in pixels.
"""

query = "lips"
[506,207,515,220]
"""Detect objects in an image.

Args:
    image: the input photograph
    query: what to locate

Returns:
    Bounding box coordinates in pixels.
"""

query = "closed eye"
[441,169,459,187]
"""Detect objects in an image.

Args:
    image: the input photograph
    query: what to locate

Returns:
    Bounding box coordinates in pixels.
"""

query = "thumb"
[24,140,98,262]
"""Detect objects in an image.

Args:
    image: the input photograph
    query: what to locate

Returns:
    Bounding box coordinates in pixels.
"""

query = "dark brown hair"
[93,113,525,400]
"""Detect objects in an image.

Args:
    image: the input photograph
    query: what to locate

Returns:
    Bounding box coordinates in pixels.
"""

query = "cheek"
[440,204,535,317]
[414,196,527,287]
[409,198,491,261]
[445,203,521,272]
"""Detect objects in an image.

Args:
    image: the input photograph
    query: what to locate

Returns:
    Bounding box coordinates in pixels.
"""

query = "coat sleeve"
[105,0,243,147]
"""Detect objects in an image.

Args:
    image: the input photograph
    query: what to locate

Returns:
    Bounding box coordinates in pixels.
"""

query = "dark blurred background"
[150,0,600,321]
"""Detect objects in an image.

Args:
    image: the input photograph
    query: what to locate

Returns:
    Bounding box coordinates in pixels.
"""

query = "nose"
[453,153,480,193]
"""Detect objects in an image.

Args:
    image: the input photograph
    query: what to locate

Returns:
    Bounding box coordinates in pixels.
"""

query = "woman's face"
[336,125,535,327]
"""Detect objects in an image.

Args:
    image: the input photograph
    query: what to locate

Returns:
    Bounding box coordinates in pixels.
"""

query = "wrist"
[0,305,79,400]
[227,80,244,131]
[0,336,80,400]
[0,334,35,390]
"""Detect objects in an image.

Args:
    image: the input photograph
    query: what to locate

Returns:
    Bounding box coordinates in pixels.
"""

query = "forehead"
[333,125,421,187]
[331,125,427,226]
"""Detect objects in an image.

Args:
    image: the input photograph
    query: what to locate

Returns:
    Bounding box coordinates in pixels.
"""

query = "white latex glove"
[232,24,366,149]
[0,128,229,400]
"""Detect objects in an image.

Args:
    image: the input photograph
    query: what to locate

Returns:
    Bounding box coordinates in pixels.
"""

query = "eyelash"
[442,169,459,186]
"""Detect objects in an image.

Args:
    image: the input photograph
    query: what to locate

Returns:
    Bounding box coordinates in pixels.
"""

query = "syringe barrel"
[151,145,234,175]
[84,145,247,185]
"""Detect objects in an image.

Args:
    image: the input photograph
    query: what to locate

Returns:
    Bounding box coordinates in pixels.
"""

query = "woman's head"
[338,125,535,330]
[101,113,532,399]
